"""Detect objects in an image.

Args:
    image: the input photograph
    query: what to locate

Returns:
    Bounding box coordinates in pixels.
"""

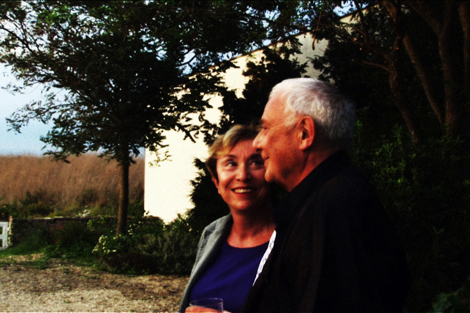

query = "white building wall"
[145,34,328,223]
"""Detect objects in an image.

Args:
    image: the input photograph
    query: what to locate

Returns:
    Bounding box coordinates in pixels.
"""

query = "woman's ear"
[298,117,315,150]
[212,176,220,193]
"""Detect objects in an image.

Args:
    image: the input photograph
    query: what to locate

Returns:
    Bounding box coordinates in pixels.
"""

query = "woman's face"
[213,139,270,213]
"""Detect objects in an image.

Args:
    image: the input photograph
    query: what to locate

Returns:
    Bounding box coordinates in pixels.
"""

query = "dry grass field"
[0,153,144,214]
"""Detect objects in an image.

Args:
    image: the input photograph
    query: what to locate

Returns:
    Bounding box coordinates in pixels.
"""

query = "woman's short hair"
[206,124,259,181]
[270,78,356,150]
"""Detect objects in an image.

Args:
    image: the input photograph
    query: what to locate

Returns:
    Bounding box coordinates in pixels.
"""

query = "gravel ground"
[0,254,189,312]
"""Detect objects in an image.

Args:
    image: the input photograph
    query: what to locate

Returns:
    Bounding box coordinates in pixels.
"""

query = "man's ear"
[298,117,315,150]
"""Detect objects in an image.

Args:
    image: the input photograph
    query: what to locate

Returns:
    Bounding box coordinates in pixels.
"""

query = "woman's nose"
[236,164,252,181]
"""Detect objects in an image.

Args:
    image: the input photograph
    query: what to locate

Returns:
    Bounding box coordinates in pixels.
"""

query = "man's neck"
[285,147,338,192]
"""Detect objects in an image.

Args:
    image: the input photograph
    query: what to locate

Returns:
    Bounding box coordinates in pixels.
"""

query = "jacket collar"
[274,150,351,227]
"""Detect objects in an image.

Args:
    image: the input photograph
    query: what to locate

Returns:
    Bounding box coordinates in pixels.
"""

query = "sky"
[0,64,52,155]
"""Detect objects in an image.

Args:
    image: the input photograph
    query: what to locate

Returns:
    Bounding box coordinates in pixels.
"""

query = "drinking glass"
[189,298,223,312]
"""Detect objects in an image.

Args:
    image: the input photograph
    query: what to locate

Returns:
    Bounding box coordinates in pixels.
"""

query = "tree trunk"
[383,0,445,124]
[459,0,470,141]
[439,1,463,137]
[381,1,423,144]
[407,0,466,137]
[459,0,470,91]
[387,54,423,144]
[116,146,130,235]
[402,34,445,124]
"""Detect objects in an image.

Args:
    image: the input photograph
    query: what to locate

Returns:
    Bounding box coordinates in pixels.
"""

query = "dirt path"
[0,254,189,312]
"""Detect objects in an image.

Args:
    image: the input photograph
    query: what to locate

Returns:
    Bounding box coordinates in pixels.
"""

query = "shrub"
[186,159,230,235]
[128,200,145,218]
[8,222,50,254]
[153,227,198,275]
[3,214,198,276]
[91,216,175,275]
[431,276,470,313]
[351,124,470,312]
[45,220,101,260]
[91,215,197,275]
[0,203,16,220]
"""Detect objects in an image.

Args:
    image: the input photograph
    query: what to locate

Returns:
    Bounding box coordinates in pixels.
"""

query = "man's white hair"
[270,78,356,149]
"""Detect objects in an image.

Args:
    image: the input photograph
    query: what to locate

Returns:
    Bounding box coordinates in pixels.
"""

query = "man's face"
[253,95,299,191]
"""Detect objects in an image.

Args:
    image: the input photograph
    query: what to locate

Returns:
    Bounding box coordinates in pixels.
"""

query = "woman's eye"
[251,157,264,166]
[226,160,237,167]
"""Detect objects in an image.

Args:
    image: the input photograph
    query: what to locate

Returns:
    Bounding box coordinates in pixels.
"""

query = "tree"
[217,45,309,135]
[233,0,469,144]
[0,0,267,233]
[283,0,469,144]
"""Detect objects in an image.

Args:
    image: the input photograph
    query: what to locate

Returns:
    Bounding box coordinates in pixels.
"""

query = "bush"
[0,203,16,220]
[351,124,470,312]
[92,214,198,275]
[3,213,198,276]
[186,159,230,235]
[45,220,101,260]
[7,222,50,254]
[91,215,194,275]
[431,276,470,313]
[153,227,198,275]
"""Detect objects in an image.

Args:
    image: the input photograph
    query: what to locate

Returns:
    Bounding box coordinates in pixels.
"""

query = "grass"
[0,248,49,269]
[0,153,144,217]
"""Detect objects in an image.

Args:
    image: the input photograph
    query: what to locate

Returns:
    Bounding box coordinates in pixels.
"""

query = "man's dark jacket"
[242,151,410,312]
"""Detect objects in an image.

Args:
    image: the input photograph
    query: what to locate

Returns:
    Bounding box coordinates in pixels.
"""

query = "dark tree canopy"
[310,0,469,144]
[0,0,269,233]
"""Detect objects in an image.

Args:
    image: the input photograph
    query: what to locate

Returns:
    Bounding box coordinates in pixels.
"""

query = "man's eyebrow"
[249,153,263,160]
[259,118,268,126]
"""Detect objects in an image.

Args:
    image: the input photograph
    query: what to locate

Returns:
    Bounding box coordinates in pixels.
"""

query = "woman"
[179,124,275,313]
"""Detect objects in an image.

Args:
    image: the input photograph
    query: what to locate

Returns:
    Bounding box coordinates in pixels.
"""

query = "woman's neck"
[227,205,275,248]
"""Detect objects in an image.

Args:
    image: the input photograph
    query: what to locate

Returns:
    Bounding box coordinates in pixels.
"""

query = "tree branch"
[459,0,470,90]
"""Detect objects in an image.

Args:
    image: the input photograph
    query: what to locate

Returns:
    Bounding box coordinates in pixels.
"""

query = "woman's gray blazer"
[178,214,233,312]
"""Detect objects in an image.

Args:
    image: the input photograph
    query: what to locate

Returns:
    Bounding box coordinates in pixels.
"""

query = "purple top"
[189,240,269,313]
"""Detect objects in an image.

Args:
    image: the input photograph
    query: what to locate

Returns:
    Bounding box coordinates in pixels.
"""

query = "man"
[242,78,410,312]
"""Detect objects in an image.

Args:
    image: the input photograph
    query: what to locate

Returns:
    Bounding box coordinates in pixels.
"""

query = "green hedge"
[351,124,470,312]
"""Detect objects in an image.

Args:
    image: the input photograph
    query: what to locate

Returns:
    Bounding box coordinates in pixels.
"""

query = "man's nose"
[253,133,262,150]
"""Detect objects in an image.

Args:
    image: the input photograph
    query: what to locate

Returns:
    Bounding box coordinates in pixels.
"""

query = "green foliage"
[216,45,308,136]
[45,220,100,260]
[310,0,470,141]
[86,216,116,236]
[0,0,271,234]
[91,215,197,275]
[15,191,56,218]
[431,276,470,313]
[187,159,229,235]
[128,200,145,218]
[156,213,199,274]
[5,223,50,255]
[3,215,197,275]
[152,226,198,275]
[0,203,17,220]
[351,122,470,312]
